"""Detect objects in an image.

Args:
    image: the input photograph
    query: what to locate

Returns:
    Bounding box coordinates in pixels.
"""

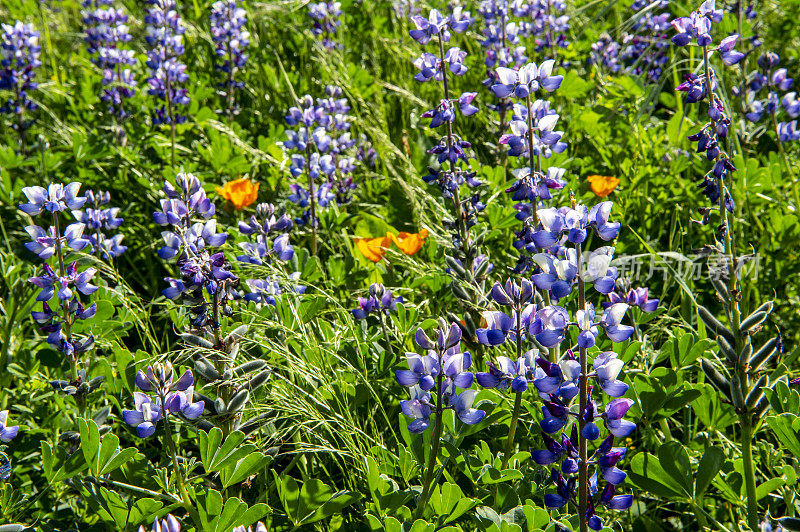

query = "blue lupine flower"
[396,352,439,390]
[671,11,712,46]
[450,389,485,424]
[491,61,563,98]
[145,0,190,125]
[400,385,432,433]
[19,183,86,215]
[0,21,41,130]
[476,356,529,392]
[138,513,181,532]
[124,365,203,438]
[72,189,127,259]
[0,411,19,442]
[308,2,342,49]
[82,1,137,119]
[540,397,570,433]
[211,0,249,115]
[592,351,629,397]
[24,223,90,260]
[544,467,574,508]
[352,283,401,319]
[603,398,636,437]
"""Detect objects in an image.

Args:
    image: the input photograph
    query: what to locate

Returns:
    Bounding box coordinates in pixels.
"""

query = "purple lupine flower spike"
[144,0,190,126]
[211,0,249,116]
[0,21,41,133]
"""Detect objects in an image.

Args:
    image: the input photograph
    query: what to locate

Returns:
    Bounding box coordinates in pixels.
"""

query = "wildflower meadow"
[1,0,800,530]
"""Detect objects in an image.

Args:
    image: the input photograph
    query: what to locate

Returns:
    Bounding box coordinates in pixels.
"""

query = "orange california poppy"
[216,178,260,210]
[390,228,429,255]
[355,236,392,262]
[587,175,620,198]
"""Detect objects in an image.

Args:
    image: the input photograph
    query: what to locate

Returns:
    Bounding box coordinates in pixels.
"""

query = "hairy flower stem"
[576,240,589,532]
[415,369,444,520]
[378,311,396,366]
[702,45,755,532]
[163,410,201,524]
[305,144,318,255]
[436,33,471,273]
[501,307,525,469]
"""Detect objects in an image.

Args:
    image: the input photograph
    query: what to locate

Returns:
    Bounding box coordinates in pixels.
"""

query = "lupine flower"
[587,175,620,198]
[352,283,402,319]
[0,411,19,442]
[138,513,181,532]
[24,223,90,260]
[72,189,127,259]
[19,183,86,215]
[216,177,259,209]
[398,320,484,433]
[606,282,659,313]
[144,0,190,125]
[400,385,432,433]
[82,1,137,119]
[490,61,563,98]
[476,356,529,391]
[124,364,203,438]
[593,352,629,397]
[232,523,268,532]
[308,2,342,49]
[210,0,249,115]
[0,21,41,131]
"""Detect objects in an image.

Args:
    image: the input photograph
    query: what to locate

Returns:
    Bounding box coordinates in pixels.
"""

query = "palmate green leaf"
[694,447,724,497]
[766,414,800,459]
[199,428,256,472]
[430,482,477,525]
[629,452,686,499]
[658,441,693,495]
[78,419,137,476]
[220,451,271,488]
[40,441,88,484]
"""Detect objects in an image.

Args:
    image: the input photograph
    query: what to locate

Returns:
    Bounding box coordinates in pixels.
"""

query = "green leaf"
[695,447,724,497]
[658,441,693,495]
[199,428,255,472]
[767,414,800,459]
[221,452,270,488]
[629,452,685,499]
[78,418,101,471]
[756,477,785,500]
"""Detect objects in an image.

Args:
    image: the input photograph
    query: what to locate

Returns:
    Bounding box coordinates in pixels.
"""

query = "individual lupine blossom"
[123,363,203,438]
[210,0,249,116]
[72,189,127,259]
[603,278,659,313]
[672,5,739,212]
[352,283,402,319]
[283,86,361,224]
[237,203,306,306]
[736,52,800,143]
[308,2,342,49]
[144,0,190,126]
[19,183,100,360]
[0,21,41,131]
[138,513,181,532]
[0,411,20,442]
[82,0,137,119]
[396,320,485,433]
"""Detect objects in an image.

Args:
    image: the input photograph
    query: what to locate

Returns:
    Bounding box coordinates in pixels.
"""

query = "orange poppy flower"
[587,175,620,198]
[216,178,259,210]
[390,228,429,255]
[355,236,392,262]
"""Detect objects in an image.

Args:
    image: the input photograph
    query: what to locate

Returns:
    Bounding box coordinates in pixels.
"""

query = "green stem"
[501,308,525,469]
[414,369,444,520]
[741,417,759,532]
[163,411,202,524]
